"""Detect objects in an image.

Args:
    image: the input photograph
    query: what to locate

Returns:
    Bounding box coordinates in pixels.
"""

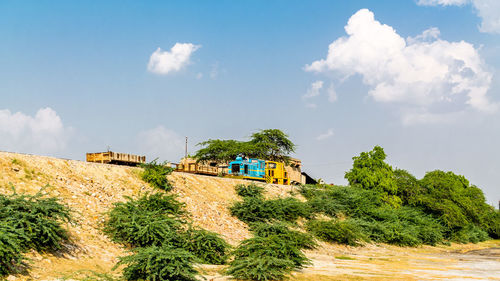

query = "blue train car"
[228,156,266,181]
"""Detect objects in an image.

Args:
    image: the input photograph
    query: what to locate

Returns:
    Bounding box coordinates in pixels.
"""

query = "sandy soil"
[0,151,498,281]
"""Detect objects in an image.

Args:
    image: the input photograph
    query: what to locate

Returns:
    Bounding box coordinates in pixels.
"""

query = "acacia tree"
[193,129,296,163]
[249,129,296,162]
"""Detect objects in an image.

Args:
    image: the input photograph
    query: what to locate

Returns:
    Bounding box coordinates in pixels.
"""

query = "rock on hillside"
[0,151,296,280]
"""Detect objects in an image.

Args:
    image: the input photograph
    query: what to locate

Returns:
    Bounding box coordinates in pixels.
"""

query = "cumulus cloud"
[316,128,334,140]
[0,107,72,154]
[418,0,500,33]
[305,9,497,124]
[148,43,201,75]
[138,126,184,162]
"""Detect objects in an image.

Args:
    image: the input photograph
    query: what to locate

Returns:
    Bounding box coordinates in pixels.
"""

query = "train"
[228,156,290,185]
[86,151,309,186]
[175,155,302,185]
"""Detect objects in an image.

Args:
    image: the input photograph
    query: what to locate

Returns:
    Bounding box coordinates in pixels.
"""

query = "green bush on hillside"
[0,190,71,251]
[226,235,311,281]
[103,193,187,247]
[230,186,311,224]
[0,223,26,276]
[115,245,198,281]
[250,222,316,250]
[235,183,265,199]
[140,160,174,191]
[181,226,230,265]
[104,192,231,268]
[0,189,72,276]
[306,219,366,246]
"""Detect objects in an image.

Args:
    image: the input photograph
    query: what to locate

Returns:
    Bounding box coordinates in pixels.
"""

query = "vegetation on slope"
[227,184,313,280]
[0,188,72,276]
[301,145,499,246]
[140,160,174,191]
[103,160,230,280]
[226,146,499,280]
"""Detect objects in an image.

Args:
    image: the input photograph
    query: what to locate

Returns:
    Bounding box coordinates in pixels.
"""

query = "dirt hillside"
[1,151,499,281]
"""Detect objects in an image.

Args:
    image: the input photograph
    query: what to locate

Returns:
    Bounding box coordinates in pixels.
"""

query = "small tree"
[345,146,401,207]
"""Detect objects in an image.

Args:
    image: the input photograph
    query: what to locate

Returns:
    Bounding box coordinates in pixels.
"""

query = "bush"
[140,160,174,191]
[450,224,489,244]
[181,226,230,265]
[227,235,310,280]
[306,219,366,246]
[115,245,198,281]
[356,207,445,246]
[301,185,382,218]
[235,183,264,199]
[250,222,316,250]
[0,222,26,276]
[226,255,295,281]
[0,190,71,252]
[230,195,311,224]
[103,193,187,247]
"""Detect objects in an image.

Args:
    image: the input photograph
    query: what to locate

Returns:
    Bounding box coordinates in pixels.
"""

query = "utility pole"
[185,137,188,159]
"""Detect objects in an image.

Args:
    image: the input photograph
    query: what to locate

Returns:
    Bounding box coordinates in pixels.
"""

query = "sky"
[1,0,499,206]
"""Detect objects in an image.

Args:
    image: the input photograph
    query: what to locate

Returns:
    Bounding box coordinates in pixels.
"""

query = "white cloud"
[417,0,468,5]
[196,72,203,79]
[303,80,324,99]
[316,128,334,140]
[0,107,72,154]
[138,126,184,162]
[305,9,498,124]
[147,43,201,75]
[418,0,500,34]
[327,83,338,103]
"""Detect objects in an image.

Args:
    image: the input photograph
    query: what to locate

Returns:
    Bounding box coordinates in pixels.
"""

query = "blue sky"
[1,0,499,205]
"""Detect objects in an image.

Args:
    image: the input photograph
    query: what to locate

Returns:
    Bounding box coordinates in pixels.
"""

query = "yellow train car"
[265,161,290,185]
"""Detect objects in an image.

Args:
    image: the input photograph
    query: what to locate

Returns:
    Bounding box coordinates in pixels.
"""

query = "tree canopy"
[194,129,296,163]
[344,145,500,240]
[344,145,400,207]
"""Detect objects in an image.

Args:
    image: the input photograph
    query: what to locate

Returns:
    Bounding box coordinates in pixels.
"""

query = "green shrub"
[450,224,489,244]
[250,222,316,250]
[140,160,174,191]
[226,255,295,281]
[269,197,312,222]
[0,190,71,252]
[306,219,366,246]
[357,207,445,246]
[0,222,26,276]
[235,183,265,199]
[103,193,187,247]
[227,235,310,280]
[181,226,230,265]
[301,185,382,218]
[230,196,311,224]
[115,246,198,281]
[229,197,270,223]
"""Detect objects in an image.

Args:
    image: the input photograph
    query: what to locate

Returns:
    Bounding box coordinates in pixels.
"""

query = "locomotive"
[228,156,290,185]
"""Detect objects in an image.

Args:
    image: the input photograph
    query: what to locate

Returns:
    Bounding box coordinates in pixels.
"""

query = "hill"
[0,151,499,281]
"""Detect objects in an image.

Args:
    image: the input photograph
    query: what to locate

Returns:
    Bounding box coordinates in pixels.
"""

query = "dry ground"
[0,151,498,281]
